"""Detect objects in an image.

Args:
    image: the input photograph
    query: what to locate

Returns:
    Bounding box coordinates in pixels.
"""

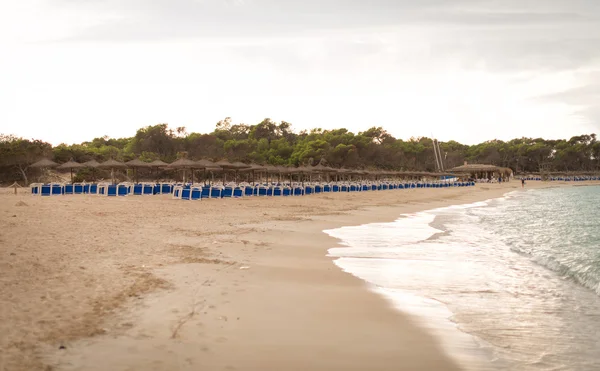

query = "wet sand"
[0,181,563,370]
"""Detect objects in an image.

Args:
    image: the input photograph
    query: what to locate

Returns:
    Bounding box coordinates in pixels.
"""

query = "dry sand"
[0,181,579,371]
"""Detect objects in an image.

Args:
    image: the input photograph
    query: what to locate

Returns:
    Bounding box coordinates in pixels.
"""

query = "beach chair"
[133,184,143,195]
[63,184,74,195]
[305,186,314,195]
[118,183,132,196]
[314,185,323,194]
[172,186,183,199]
[361,184,369,192]
[73,183,84,194]
[30,183,42,195]
[210,186,222,199]
[293,187,303,196]
[159,183,172,194]
[222,186,234,198]
[106,185,117,196]
[38,184,51,196]
[273,186,283,196]
[180,188,191,200]
[233,187,243,197]
[49,183,62,195]
[332,184,340,192]
[190,187,202,200]
[141,184,153,195]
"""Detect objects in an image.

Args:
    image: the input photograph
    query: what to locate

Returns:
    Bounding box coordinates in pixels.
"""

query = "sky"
[1,0,599,146]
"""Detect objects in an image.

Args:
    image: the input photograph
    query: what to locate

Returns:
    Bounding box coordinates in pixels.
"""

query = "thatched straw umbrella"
[57,159,84,183]
[205,166,223,185]
[31,158,58,169]
[195,159,216,185]
[167,158,197,184]
[98,159,127,184]
[230,162,251,184]
[293,166,313,187]
[30,158,58,183]
[312,161,337,182]
[214,160,237,184]
[82,159,100,181]
[147,159,169,182]
[126,158,150,183]
[241,163,265,185]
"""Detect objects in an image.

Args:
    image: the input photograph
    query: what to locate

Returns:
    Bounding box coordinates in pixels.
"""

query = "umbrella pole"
[70,168,73,183]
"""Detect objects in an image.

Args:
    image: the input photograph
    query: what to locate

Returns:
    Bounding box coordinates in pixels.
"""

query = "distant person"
[521,178,525,188]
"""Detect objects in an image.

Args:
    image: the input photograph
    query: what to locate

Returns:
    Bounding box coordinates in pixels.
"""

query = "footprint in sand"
[216,337,228,343]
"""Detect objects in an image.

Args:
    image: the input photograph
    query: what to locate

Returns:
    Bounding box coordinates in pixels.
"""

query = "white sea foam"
[325,188,600,371]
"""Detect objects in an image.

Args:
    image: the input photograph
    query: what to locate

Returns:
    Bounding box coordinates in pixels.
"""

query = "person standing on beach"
[521,178,525,188]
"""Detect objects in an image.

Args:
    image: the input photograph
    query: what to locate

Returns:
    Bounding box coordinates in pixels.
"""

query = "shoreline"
[1,181,596,370]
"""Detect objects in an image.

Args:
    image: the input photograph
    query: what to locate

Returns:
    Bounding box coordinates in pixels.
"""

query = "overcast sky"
[1,0,599,145]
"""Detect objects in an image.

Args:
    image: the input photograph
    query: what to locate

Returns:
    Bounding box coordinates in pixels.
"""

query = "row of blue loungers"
[521,176,600,182]
[31,181,476,198]
[173,181,477,200]
[31,182,174,196]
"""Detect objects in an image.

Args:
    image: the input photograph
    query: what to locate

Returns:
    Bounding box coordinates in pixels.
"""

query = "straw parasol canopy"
[148,159,169,168]
[449,163,499,173]
[83,159,100,168]
[245,163,265,171]
[30,158,58,168]
[126,158,150,168]
[215,159,236,169]
[57,159,84,183]
[264,165,280,173]
[231,161,251,170]
[195,159,216,168]
[99,159,127,169]
[311,162,337,173]
[167,158,197,169]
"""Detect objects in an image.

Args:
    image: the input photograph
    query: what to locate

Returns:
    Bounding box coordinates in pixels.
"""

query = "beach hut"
[449,162,501,180]
[98,159,127,184]
[57,159,84,183]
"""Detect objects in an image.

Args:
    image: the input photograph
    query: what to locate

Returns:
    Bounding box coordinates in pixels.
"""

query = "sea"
[325,186,600,371]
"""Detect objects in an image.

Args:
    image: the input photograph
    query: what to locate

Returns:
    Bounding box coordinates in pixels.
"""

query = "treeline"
[1,118,599,184]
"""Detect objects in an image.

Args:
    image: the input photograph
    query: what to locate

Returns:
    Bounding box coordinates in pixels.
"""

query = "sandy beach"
[0,181,572,371]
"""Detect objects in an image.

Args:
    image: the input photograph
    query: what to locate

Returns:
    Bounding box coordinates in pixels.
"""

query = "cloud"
[48,0,598,41]
[535,71,600,131]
